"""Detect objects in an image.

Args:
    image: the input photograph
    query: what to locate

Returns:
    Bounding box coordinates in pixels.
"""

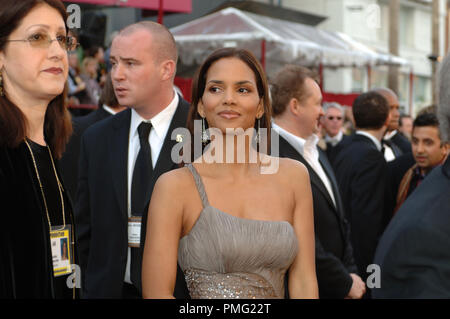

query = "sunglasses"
[327,116,343,121]
[7,33,79,52]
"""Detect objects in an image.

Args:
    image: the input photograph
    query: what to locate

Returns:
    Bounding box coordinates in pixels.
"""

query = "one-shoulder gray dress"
[178,164,299,299]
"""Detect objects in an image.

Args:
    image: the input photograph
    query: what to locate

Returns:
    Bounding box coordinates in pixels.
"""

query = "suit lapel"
[151,98,189,192]
[110,109,131,222]
[319,150,345,217]
[277,134,335,209]
[94,107,112,122]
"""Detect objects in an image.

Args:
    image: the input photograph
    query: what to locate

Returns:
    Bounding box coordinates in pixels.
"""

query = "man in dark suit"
[320,102,350,164]
[75,21,189,299]
[373,54,450,298]
[332,92,392,289]
[373,88,411,160]
[373,88,413,215]
[60,73,125,202]
[270,65,365,299]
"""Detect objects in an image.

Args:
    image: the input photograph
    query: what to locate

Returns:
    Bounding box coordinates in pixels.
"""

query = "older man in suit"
[320,102,350,164]
[75,21,189,299]
[373,53,450,298]
[332,91,392,293]
[270,65,365,299]
[373,88,411,161]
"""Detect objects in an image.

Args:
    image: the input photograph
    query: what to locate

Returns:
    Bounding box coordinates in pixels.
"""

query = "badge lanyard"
[24,139,66,230]
[24,139,76,298]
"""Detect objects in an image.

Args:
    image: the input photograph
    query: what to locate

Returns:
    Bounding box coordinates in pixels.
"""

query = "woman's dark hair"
[86,45,103,59]
[0,0,72,158]
[98,72,119,108]
[186,48,271,160]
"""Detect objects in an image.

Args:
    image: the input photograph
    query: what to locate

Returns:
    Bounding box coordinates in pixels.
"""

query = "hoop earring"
[0,71,4,97]
[201,116,209,145]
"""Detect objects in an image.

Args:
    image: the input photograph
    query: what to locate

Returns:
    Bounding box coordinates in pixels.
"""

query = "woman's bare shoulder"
[154,165,195,194]
[275,157,310,186]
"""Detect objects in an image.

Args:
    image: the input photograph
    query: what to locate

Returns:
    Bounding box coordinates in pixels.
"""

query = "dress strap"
[186,164,210,208]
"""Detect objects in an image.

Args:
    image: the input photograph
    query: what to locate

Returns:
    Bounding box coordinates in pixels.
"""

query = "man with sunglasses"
[321,102,350,164]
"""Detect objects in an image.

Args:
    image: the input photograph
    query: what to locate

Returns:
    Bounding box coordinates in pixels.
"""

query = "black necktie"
[130,121,152,290]
[131,122,153,216]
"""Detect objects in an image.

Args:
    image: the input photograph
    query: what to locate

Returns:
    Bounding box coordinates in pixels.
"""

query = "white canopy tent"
[171,7,409,78]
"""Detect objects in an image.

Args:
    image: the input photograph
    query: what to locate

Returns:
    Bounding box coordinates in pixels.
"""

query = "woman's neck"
[200,131,262,177]
[12,95,48,146]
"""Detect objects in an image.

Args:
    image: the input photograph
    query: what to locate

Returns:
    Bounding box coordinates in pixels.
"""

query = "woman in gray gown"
[142,48,318,299]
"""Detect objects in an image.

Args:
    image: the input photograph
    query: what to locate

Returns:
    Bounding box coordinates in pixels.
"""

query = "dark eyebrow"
[207,80,255,85]
[207,80,223,85]
[119,57,139,63]
[109,56,139,63]
[26,24,66,32]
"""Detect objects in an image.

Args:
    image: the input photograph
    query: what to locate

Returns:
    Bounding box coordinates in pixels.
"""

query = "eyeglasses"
[6,33,79,52]
[327,116,343,121]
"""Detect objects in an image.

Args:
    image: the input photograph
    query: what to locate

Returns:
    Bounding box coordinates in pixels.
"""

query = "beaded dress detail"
[178,164,298,299]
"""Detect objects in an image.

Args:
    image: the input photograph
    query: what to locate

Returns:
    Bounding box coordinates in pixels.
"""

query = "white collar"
[272,121,318,155]
[356,130,382,151]
[325,131,343,144]
[130,90,179,140]
[102,104,118,115]
[384,130,397,140]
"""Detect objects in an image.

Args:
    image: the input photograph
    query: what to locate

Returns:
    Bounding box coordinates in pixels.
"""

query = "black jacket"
[373,157,450,298]
[390,131,411,155]
[75,99,190,298]
[332,133,392,281]
[277,133,357,298]
[0,143,78,298]
[60,107,112,203]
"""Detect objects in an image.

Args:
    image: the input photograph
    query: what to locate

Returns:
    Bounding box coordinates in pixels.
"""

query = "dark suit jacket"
[332,133,391,282]
[326,134,350,165]
[386,152,415,213]
[373,157,450,298]
[60,107,112,202]
[75,98,190,298]
[390,131,411,155]
[277,134,358,298]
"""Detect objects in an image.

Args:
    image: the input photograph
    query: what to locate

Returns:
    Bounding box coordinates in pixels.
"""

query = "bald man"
[75,21,190,298]
[373,88,412,161]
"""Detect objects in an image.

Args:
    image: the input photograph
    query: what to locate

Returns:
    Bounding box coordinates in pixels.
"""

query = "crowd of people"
[1,0,449,300]
[67,32,107,110]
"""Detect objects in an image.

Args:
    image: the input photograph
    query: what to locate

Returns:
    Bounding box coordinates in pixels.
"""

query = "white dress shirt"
[382,130,397,162]
[102,104,120,115]
[124,90,179,284]
[325,130,344,147]
[272,122,336,207]
[355,130,383,151]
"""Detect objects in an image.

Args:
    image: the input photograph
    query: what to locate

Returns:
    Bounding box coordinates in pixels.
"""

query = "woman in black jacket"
[0,0,78,298]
